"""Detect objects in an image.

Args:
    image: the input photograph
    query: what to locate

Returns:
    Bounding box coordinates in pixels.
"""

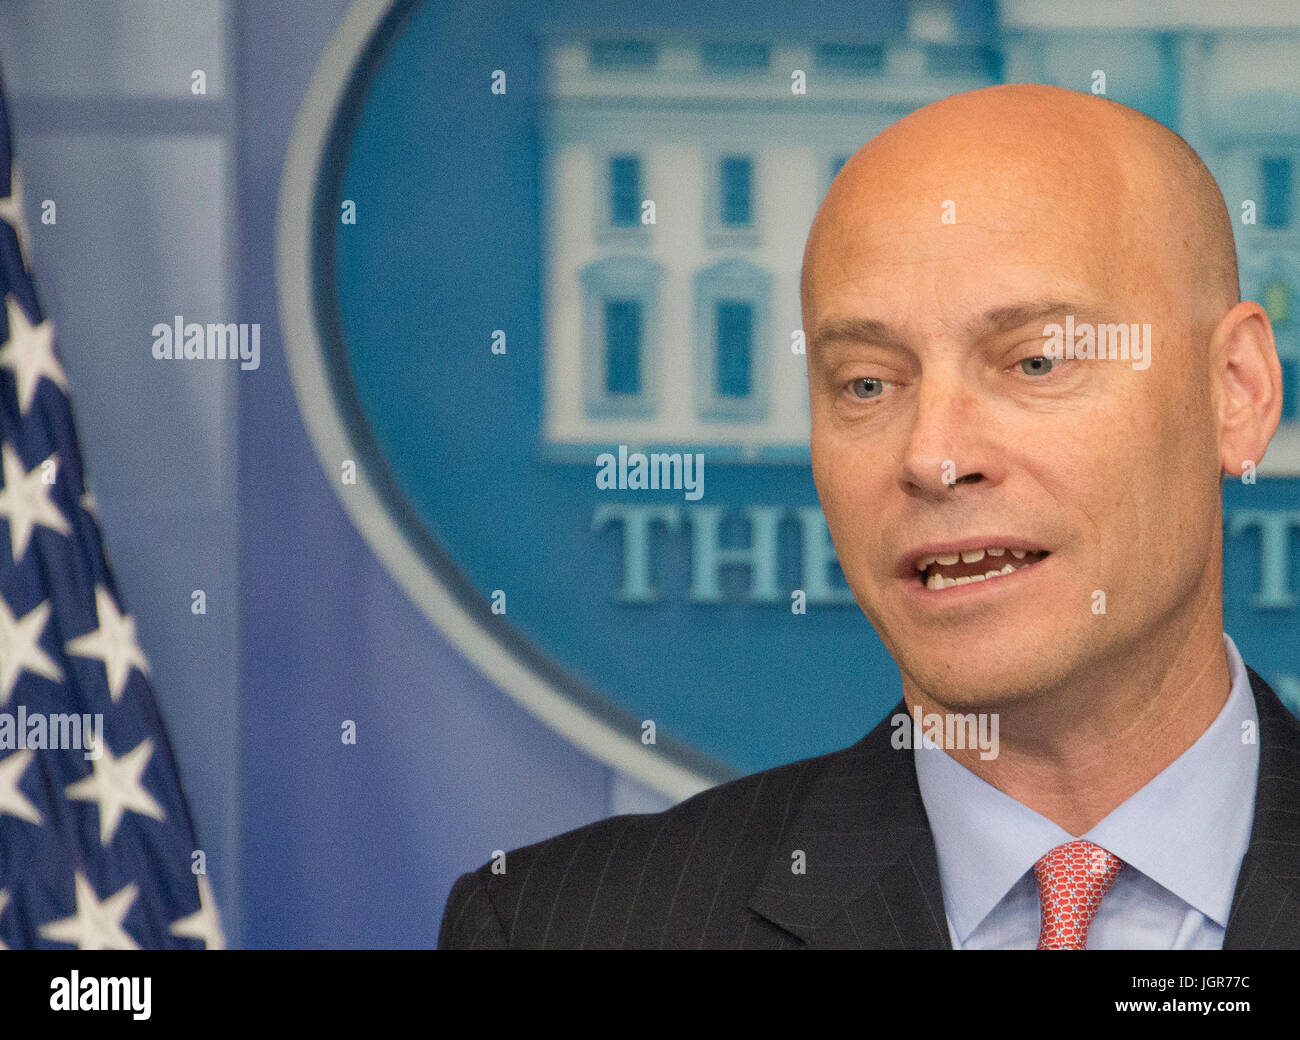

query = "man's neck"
[904,611,1233,835]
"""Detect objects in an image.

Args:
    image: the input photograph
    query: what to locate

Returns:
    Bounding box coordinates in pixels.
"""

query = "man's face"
[803,127,1224,711]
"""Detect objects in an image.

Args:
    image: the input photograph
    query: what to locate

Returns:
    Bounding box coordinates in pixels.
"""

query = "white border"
[274,0,714,803]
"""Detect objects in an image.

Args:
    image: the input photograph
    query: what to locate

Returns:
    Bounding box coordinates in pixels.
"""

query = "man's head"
[802,83,1281,713]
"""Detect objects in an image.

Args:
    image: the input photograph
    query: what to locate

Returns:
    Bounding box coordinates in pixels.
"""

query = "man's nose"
[898,375,993,497]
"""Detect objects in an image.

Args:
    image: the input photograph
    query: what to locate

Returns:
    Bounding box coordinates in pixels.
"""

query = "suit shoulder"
[501,746,837,873]
[440,745,847,948]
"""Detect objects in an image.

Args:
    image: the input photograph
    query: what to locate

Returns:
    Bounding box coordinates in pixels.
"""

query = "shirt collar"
[913,633,1259,944]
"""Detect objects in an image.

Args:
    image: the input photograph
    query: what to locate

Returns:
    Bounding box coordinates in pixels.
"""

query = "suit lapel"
[1223,668,1300,949]
[746,701,951,949]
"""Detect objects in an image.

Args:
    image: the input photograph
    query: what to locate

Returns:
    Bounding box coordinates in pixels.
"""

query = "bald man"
[439,85,1300,950]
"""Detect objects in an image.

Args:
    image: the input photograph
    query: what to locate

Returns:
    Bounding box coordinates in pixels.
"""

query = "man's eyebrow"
[809,298,1108,359]
[808,317,910,359]
[967,299,1109,337]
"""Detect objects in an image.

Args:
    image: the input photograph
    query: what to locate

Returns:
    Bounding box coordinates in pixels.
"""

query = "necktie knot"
[1033,839,1123,950]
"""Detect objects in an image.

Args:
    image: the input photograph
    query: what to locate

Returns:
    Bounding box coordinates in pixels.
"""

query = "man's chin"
[896,651,1080,714]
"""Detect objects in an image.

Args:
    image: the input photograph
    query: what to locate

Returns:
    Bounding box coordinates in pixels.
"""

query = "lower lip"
[903,554,1051,606]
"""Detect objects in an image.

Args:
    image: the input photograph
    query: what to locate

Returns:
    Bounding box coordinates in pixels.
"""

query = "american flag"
[0,67,222,948]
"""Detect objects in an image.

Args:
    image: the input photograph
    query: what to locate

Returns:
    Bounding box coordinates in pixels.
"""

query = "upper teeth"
[915,547,1033,571]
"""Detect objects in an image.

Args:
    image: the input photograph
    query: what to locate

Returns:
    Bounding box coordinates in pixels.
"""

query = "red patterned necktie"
[1033,840,1123,950]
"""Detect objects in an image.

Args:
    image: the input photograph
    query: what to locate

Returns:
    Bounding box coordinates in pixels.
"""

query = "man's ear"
[1212,300,1283,477]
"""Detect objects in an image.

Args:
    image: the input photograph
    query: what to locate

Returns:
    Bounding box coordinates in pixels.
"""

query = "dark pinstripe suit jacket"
[439,666,1300,948]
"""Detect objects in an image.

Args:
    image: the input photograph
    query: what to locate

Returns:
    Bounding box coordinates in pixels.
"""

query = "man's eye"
[1018,355,1056,376]
[848,377,884,399]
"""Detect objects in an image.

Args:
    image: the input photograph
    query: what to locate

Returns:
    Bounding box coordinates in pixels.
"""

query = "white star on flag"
[0,749,42,825]
[38,871,140,950]
[169,874,226,949]
[65,736,165,846]
[0,164,30,261]
[0,293,66,416]
[0,443,70,562]
[0,598,62,704]
[64,585,150,703]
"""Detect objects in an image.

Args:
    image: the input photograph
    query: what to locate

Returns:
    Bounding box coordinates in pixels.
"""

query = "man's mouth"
[914,547,1050,590]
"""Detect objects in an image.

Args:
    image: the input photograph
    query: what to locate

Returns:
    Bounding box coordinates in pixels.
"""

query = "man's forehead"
[803,154,1144,326]
[816,151,1125,252]
[804,207,1129,320]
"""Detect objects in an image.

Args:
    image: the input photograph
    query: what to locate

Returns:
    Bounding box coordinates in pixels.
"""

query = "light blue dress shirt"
[913,633,1258,949]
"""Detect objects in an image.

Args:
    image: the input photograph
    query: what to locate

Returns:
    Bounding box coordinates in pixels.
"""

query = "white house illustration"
[540,0,1300,469]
